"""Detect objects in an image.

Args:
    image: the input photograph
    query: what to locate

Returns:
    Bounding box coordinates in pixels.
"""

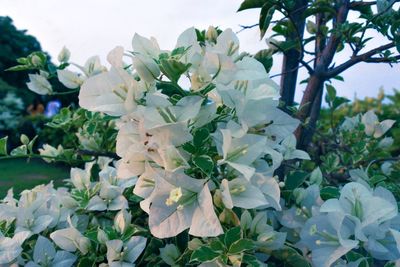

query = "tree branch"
[325,42,396,78]
[237,23,259,34]
[349,1,377,9]
[77,149,119,159]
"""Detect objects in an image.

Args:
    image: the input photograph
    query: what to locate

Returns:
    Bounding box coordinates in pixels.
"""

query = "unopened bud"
[20,134,29,145]
[206,26,218,43]
[31,55,42,67]
[58,46,71,63]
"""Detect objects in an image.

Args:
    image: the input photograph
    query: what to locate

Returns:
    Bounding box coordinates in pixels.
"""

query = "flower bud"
[206,26,218,43]
[20,134,29,145]
[31,55,42,67]
[114,209,132,234]
[77,236,91,255]
[97,228,109,244]
[58,46,71,63]
[188,238,203,250]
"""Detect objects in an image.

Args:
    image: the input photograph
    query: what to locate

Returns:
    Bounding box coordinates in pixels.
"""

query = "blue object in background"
[44,100,61,118]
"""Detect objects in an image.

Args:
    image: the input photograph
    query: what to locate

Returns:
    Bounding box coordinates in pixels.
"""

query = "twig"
[236,23,259,34]
[77,149,119,159]
[325,42,396,78]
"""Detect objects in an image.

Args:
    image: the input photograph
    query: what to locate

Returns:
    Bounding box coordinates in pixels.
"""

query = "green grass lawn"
[0,158,70,198]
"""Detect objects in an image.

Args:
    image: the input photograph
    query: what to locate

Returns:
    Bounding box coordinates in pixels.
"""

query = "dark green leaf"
[285,171,308,190]
[77,258,96,267]
[346,251,370,267]
[209,239,225,252]
[0,136,8,156]
[242,254,264,266]
[228,239,254,254]
[332,97,350,110]
[237,0,266,11]
[254,49,273,72]
[326,84,336,103]
[224,226,242,248]
[193,155,214,175]
[190,246,220,263]
[259,3,276,39]
[370,175,387,185]
[320,186,340,201]
[272,246,311,267]
[193,128,210,148]
[160,59,191,83]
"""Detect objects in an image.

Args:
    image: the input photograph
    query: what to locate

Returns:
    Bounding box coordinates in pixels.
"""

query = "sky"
[1,0,399,102]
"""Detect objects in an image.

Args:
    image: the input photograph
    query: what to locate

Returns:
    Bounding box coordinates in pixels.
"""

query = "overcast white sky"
[1,0,399,102]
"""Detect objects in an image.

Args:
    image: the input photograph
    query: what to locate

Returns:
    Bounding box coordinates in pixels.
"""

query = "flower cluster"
[1,26,399,266]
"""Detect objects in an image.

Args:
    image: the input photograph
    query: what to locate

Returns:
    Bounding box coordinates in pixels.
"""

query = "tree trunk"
[279,0,308,109]
[295,73,324,149]
[295,0,350,149]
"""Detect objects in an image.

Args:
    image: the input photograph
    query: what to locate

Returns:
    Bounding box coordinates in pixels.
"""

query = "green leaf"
[242,254,264,266]
[171,46,190,58]
[193,128,210,148]
[5,65,33,71]
[237,0,266,11]
[272,246,311,267]
[285,171,308,190]
[193,155,214,175]
[16,57,28,64]
[370,175,387,185]
[209,239,225,252]
[77,257,96,267]
[228,239,254,254]
[0,136,8,156]
[224,226,242,248]
[27,136,38,154]
[160,59,191,83]
[320,186,340,201]
[190,246,220,263]
[182,143,196,154]
[254,49,273,72]
[326,84,336,103]
[10,145,27,156]
[259,3,276,39]
[346,251,370,267]
[332,96,350,110]
[332,75,344,82]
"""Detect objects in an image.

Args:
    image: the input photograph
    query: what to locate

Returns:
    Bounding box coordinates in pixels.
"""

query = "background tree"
[238,0,400,150]
[0,16,42,87]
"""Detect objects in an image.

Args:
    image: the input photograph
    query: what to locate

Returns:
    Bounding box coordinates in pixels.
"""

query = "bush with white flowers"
[1,26,399,266]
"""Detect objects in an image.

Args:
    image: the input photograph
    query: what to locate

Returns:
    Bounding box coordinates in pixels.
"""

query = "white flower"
[25,236,77,267]
[361,110,395,138]
[38,144,63,163]
[0,231,29,265]
[106,236,147,265]
[148,169,223,238]
[86,181,128,211]
[79,46,141,116]
[220,178,267,209]
[279,134,310,160]
[132,33,160,58]
[50,223,91,254]
[57,69,85,89]
[70,164,92,190]
[214,128,266,180]
[27,73,53,95]
[132,54,160,83]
